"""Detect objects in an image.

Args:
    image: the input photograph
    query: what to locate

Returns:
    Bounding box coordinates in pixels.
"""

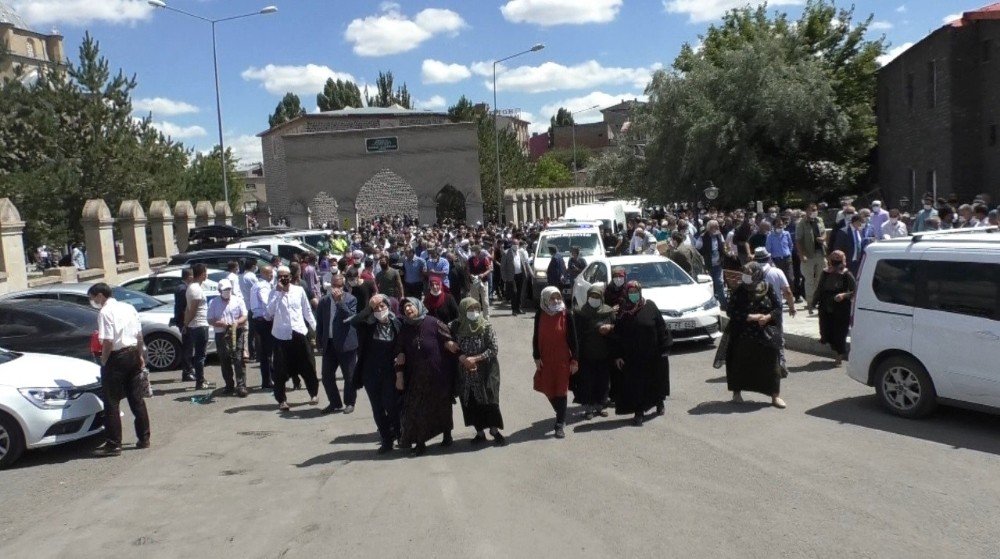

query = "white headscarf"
[540,286,565,316]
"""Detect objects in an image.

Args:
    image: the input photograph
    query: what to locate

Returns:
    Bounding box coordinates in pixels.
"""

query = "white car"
[120,266,226,305]
[228,237,317,262]
[0,348,104,469]
[847,228,1000,417]
[531,222,607,301]
[572,255,722,342]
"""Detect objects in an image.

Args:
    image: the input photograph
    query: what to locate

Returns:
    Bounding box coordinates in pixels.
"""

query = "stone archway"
[355,169,418,223]
[309,191,339,229]
[435,184,467,224]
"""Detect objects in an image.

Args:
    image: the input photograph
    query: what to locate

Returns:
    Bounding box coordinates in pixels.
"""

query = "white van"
[847,228,1000,418]
[531,223,606,301]
[562,202,626,233]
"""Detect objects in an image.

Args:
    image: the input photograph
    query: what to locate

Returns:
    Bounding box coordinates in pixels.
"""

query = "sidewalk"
[720,301,847,359]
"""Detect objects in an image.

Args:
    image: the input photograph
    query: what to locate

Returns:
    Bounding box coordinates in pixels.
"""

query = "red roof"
[952,2,1000,26]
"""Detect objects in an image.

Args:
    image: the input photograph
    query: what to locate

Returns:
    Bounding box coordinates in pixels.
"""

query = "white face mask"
[221,291,231,300]
[588,297,602,308]
[466,311,481,322]
[741,274,753,285]
[808,212,817,219]
[430,288,441,296]
[613,277,625,287]
[89,299,102,310]
[924,204,932,210]
[374,309,390,322]
[889,218,898,225]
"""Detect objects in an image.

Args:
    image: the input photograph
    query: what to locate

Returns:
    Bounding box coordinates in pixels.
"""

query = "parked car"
[0,284,214,371]
[530,222,607,301]
[120,266,226,304]
[227,237,317,262]
[169,248,282,271]
[847,228,1000,418]
[185,224,246,250]
[0,347,104,469]
[571,255,722,342]
[0,300,100,362]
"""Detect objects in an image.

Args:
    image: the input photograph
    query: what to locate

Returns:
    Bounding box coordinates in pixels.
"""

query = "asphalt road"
[2,308,1000,559]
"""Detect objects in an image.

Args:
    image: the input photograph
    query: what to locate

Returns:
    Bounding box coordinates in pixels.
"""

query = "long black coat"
[613,300,671,415]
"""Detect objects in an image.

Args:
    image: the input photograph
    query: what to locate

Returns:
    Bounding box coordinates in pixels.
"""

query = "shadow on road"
[705,375,727,384]
[330,432,382,444]
[688,400,772,415]
[787,360,838,374]
[574,417,635,432]
[806,396,1000,456]
[7,434,106,469]
[224,402,307,414]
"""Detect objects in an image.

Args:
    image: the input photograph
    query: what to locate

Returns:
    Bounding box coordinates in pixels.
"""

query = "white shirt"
[249,278,272,317]
[207,295,248,334]
[510,247,529,274]
[227,272,242,299]
[185,282,209,328]
[239,271,257,304]
[266,284,316,340]
[880,220,908,240]
[629,232,657,255]
[98,298,142,351]
[762,264,790,293]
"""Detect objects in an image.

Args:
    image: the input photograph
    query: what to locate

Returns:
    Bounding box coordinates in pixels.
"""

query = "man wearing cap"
[267,265,320,411]
[207,279,249,397]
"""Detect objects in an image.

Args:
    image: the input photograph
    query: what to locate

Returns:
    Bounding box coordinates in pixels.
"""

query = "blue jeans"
[711,265,728,309]
[189,326,209,383]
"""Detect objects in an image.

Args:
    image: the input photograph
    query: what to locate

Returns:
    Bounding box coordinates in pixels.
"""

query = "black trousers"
[365,375,401,445]
[321,344,358,408]
[272,332,319,403]
[100,347,150,447]
[253,318,275,387]
[506,273,525,314]
[549,396,567,425]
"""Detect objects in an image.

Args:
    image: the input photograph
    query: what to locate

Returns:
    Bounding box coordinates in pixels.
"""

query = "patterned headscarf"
[456,297,487,337]
[400,297,428,325]
[619,280,646,318]
[743,262,768,298]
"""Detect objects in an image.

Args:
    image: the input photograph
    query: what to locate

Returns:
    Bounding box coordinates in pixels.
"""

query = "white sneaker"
[772,397,787,409]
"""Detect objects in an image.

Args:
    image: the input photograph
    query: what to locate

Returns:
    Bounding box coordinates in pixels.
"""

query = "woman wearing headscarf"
[604,267,628,309]
[352,295,403,455]
[424,275,459,324]
[451,298,506,446]
[573,285,616,420]
[813,250,856,366]
[612,281,670,426]
[532,286,579,439]
[720,262,786,408]
[395,297,456,456]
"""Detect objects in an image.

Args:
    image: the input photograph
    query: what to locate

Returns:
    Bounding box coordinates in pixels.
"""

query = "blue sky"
[7,0,976,166]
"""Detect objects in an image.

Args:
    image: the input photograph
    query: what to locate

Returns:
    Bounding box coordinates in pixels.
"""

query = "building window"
[990,124,998,147]
[984,40,993,63]
[244,183,256,192]
[25,40,35,59]
[905,73,914,109]
[927,61,937,108]
[926,170,937,200]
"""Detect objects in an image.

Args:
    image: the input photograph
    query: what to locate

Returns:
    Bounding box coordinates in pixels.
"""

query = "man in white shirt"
[754,248,796,316]
[880,209,909,240]
[240,259,259,360]
[267,265,319,410]
[87,283,150,456]
[628,227,657,255]
[250,265,275,389]
[500,239,533,315]
[184,263,213,390]
[207,279,249,397]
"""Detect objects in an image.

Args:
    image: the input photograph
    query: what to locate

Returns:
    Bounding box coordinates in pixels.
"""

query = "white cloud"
[470,61,501,77]
[942,13,962,24]
[12,0,153,26]
[492,60,662,93]
[241,64,355,96]
[896,5,906,13]
[151,121,207,140]
[416,95,447,110]
[421,60,471,84]
[540,91,647,125]
[663,0,805,24]
[344,5,467,57]
[876,42,914,66]
[226,134,264,167]
[133,97,199,116]
[869,21,893,31]
[500,0,623,26]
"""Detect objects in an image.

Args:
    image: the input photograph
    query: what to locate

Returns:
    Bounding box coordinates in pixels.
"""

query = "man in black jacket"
[174,267,195,382]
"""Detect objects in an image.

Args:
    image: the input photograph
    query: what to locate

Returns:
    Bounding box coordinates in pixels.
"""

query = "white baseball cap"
[218,279,233,291]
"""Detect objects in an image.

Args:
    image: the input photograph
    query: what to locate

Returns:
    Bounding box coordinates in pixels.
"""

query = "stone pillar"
[517,192,527,225]
[546,192,555,220]
[508,194,520,226]
[0,198,28,292]
[194,201,215,228]
[118,200,149,274]
[148,201,176,259]
[214,201,233,226]
[81,199,117,281]
[174,201,196,253]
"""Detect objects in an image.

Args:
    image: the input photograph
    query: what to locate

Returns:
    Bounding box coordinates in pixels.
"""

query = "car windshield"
[0,347,21,365]
[111,287,164,312]
[536,232,601,257]
[207,271,228,282]
[617,261,693,288]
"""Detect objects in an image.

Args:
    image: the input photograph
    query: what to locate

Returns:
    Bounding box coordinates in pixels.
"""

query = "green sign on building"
[365,137,398,153]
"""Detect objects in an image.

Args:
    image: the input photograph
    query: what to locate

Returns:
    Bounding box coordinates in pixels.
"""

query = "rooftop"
[259,104,449,137]
[0,2,27,29]
[949,2,1000,27]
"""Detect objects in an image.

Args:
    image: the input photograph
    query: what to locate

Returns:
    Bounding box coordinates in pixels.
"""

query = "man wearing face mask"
[344,267,374,311]
[317,274,359,414]
[695,220,729,309]
[250,265,276,389]
[207,279,249,397]
[869,200,888,234]
[663,231,705,277]
[795,204,826,314]
[912,196,937,232]
[467,245,492,318]
[267,265,320,411]
[501,239,532,316]
[880,208,908,240]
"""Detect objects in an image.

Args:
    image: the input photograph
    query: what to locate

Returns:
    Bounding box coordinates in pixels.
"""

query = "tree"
[183,145,243,211]
[547,107,574,147]
[546,147,594,172]
[364,71,412,109]
[447,95,477,122]
[269,92,306,127]
[477,116,532,222]
[533,154,574,189]
[317,78,362,111]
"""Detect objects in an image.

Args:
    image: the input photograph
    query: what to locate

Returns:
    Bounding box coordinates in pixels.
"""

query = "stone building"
[0,2,65,82]
[877,3,1000,206]
[548,98,647,152]
[259,105,483,228]
[239,163,267,217]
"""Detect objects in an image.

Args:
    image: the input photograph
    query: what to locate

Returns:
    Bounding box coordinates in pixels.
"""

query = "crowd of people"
[83,191,997,456]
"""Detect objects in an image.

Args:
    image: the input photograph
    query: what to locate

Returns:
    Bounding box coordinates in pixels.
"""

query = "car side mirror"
[696,274,713,284]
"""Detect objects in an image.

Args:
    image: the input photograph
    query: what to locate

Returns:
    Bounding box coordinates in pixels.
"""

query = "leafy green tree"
[447,95,477,122]
[183,146,243,211]
[546,147,593,172]
[547,107,574,147]
[533,154,573,189]
[477,116,532,222]
[269,92,306,127]
[364,71,412,109]
[317,78,362,111]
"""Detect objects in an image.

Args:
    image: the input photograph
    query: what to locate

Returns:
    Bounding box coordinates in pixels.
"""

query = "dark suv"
[169,249,283,271]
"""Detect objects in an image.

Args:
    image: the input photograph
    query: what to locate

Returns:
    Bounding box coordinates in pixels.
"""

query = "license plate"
[668,320,697,331]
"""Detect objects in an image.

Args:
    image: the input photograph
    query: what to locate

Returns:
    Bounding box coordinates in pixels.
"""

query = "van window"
[872,259,918,306]
[923,262,1000,320]
[535,232,601,258]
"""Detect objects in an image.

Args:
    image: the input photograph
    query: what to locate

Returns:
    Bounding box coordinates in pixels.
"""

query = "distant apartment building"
[546,98,647,155]
[473,103,530,154]
[877,3,1000,206]
[239,163,267,216]
[0,2,66,82]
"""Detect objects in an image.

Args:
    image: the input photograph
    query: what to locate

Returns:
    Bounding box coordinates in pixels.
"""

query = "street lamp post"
[569,104,600,174]
[148,1,277,208]
[493,43,544,224]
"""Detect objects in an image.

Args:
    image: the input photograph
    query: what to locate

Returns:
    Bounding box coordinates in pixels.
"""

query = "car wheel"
[145,333,181,372]
[874,355,937,418]
[0,412,25,469]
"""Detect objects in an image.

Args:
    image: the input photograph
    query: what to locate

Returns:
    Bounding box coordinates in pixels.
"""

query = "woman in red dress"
[532,286,579,439]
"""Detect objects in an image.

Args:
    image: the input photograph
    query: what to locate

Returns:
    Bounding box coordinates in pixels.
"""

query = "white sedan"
[572,255,723,342]
[0,348,104,469]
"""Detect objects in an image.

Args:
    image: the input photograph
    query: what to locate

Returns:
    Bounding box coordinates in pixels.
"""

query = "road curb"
[719,316,846,359]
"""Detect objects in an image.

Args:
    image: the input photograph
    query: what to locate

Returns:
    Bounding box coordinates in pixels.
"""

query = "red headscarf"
[424,276,447,312]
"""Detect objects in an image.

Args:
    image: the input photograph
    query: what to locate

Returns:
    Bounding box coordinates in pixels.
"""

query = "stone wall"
[503,188,599,226]
[355,169,419,222]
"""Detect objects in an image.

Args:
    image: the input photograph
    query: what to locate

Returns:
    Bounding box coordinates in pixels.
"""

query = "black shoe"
[181,373,196,382]
[94,443,122,457]
[632,414,644,427]
[554,424,565,439]
[261,383,274,390]
[377,443,393,455]
[411,443,427,457]
[136,440,151,449]
[222,386,235,395]
[490,430,507,447]
[471,433,487,445]
[320,405,343,415]
[655,403,665,416]
[584,409,595,421]
[441,432,453,447]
